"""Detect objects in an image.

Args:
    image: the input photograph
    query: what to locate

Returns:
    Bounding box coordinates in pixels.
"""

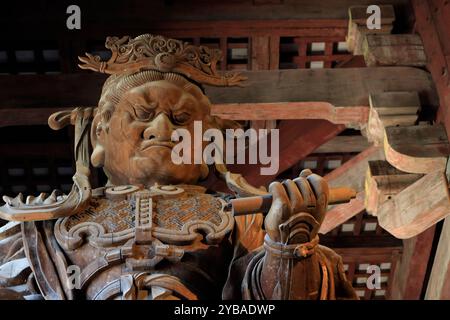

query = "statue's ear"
[90,112,105,168]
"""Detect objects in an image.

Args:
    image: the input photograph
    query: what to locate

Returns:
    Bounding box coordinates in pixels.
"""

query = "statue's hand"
[264,169,329,244]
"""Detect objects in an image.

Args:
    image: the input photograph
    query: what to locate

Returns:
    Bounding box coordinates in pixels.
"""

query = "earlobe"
[200,163,209,180]
[90,114,105,167]
[91,145,105,167]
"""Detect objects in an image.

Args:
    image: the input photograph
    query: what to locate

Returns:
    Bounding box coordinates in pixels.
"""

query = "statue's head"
[79,35,245,187]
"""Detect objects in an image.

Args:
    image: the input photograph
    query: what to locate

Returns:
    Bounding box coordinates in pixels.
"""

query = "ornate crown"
[78,34,246,87]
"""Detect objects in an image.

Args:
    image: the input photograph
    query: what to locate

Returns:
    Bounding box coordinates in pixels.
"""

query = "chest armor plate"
[54,184,233,251]
[51,184,234,299]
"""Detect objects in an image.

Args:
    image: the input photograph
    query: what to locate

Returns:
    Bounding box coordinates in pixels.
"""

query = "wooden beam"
[0,1,411,37]
[412,0,450,136]
[211,102,368,127]
[319,146,384,234]
[227,120,345,188]
[363,34,427,67]
[325,145,384,192]
[384,124,450,174]
[313,135,370,154]
[426,217,450,299]
[205,68,438,107]
[0,67,438,108]
[390,226,436,299]
[365,160,423,216]
[347,5,395,55]
[377,170,450,239]
[319,191,365,234]
[0,67,438,127]
[0,108,67,127]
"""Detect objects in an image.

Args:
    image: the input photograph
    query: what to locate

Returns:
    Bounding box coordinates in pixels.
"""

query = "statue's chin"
[117,154,201,187]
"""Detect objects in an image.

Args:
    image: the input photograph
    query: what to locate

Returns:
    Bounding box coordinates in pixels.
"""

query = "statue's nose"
[142,113,174,141]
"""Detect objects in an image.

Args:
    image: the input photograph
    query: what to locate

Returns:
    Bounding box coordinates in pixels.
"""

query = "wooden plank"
[384,124,450,174]
[363,34,427,67]
[390,226,436,299]
[314,135,370,153]
[377,170,450,239]
[426,217,450,299]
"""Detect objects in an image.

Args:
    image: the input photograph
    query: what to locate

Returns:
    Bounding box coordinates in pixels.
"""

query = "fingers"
[265,181,292,242]
[268,181,292,220]
[292,176,316,209]
[299,169,313,178]
[306,173,329,223]
[281,179,305,213]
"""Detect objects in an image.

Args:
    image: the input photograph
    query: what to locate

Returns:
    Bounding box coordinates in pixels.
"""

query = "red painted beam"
[228,119,345,188]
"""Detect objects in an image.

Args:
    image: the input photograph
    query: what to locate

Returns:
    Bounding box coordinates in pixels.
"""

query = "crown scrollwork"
[78,34,247,87]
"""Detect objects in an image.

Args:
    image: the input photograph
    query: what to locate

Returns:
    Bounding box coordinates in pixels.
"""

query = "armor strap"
[263,234,319,260]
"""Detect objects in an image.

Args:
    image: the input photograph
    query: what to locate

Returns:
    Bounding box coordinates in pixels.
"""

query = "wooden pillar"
[426,217,450,299]
[390,225,436,299]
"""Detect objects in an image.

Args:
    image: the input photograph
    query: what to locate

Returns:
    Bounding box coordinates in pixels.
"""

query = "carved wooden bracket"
[375,169,450,239]
[363,91,450,238]
[346,5,395,55]
[366,91,421,146]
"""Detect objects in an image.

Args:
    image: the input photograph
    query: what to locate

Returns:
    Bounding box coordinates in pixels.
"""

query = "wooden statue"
[0,35,357,300]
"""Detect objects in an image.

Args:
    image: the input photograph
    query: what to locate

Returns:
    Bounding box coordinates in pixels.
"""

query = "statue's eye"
[172,112,191,125]
[133,106,154,121]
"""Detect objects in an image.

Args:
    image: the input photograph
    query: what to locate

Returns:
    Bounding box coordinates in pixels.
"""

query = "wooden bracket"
[363,34,427,67]
[367,91,420,146]
[346,5,395,55]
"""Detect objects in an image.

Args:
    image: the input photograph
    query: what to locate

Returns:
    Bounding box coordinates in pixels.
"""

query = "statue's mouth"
[140,140,175,151]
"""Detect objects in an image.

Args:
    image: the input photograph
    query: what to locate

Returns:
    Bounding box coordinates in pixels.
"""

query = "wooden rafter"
[228,119,345,188]
[319,146,384,234]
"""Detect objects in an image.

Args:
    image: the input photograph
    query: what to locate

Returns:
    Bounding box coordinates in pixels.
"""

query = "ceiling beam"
[314,135,370,154]
[228,119,345,188]
[0,67,438,127]
[318,146,384,234]
[211,102,368,126]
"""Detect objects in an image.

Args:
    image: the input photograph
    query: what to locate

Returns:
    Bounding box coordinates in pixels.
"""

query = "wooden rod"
[230,186,356,216]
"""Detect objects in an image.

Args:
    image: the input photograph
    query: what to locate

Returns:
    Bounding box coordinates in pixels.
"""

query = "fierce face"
[91,80,212,187]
